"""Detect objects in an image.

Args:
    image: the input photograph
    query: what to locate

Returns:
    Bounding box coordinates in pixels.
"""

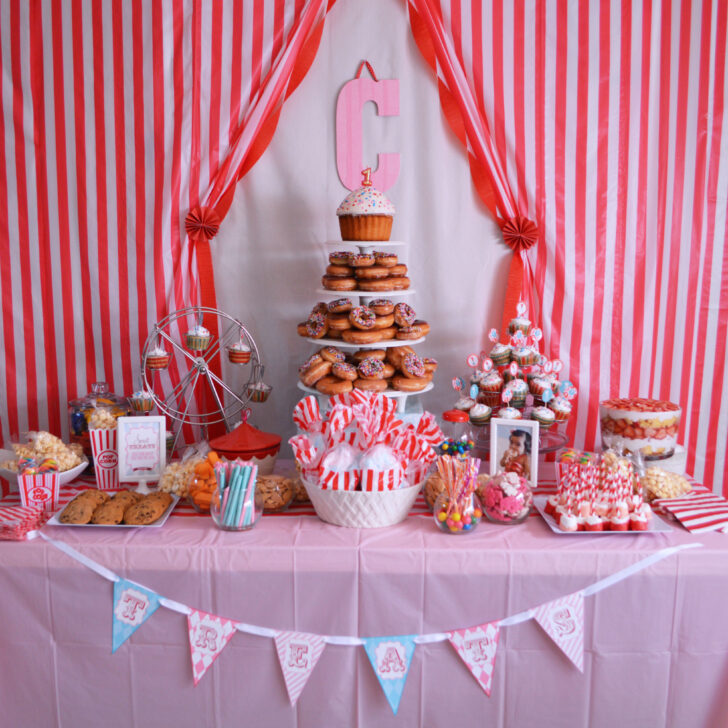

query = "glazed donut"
[372,313,395,330]
[356,278,395,292]
[310,302,329,316]
[327,329,343,339]
[389,264,408,276]
[326,264,354,277]
[327,313,352,331]
[349,305,376,330]
[298,353,323,374]
[296,322,309,337]
[358,357,386,380]
[395,325,421,340]
[353,377,388,392]
[382,362,396,378]
[391,374,430,392]
[386,345,415,368]
[412,319,430,336]
[341,328,383,345]
[423,357,438,373]
[300,360,332,387]
[332,362,358,381]
[305,313,329,339]
[322,275,357,291]
[328,297,353,313]
[377,326,398,340]
[315,375,353,395]
[373,251,398,267]
[352,349,386,362]
[401,353,426,379]
[369,299,394,316]
[347,253,375,267]
[354,266,390,280]
[329,251,353,265]
[393,302,416,327]
[319,346,345,364]
[388,276,411,290]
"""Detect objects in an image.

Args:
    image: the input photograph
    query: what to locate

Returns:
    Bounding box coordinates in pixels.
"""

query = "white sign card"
[117,416,167,484]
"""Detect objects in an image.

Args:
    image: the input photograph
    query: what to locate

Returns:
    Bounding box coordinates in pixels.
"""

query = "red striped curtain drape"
[407,0,728,492]
[0,0,334,446]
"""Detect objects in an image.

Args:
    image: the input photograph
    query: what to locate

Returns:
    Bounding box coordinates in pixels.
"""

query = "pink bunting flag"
[187,609,237,685]
[274,631,326,706]
[447,622,500,696]
[532,592,584,672]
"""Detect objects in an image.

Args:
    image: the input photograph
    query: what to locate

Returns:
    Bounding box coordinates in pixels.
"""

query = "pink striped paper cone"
[319,468,359,491]
[17,472,60,512]
[89,428,119,490]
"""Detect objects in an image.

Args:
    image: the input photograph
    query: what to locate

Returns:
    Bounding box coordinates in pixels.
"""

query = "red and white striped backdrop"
[0,0,334,448]
[409,0,728,493]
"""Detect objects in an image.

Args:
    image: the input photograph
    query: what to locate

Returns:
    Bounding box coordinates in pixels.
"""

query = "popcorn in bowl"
[6,431,84,473]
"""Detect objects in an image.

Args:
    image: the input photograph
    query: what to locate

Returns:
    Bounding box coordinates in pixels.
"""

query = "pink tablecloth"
[1,497,727,727]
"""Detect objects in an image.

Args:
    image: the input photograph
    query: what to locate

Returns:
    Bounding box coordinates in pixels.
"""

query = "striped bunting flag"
[274,631,326,706]
[532,591,584,672]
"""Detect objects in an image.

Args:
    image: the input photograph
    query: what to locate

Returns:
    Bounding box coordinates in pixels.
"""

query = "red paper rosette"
[501,216,538,252]
[185,205,221,242]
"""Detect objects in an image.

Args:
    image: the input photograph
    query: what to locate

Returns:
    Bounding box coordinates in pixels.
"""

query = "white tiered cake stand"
[297,240,434,414]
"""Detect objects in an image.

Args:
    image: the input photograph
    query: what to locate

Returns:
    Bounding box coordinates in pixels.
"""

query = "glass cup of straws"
[210,459,264,531]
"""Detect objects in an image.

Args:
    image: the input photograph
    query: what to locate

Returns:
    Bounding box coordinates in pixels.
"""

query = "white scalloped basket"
[302,476,421,528]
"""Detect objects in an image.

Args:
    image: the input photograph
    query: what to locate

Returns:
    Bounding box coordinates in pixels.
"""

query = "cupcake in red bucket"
[209,421,281,476]
[227,340,251,364]
[336,169,395,241]
[186,324,211,351]
[146,346,170,370]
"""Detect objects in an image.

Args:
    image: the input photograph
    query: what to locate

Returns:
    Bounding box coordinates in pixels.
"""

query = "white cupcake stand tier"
[141,306,267,449]
[299,241,433,415]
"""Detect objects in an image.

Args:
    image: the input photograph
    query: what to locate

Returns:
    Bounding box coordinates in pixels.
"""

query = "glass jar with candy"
[432,455,483,534]
[439,409,475,458]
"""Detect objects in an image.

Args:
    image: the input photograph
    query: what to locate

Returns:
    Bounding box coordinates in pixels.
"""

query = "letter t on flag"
[447,622,500,696]
[112,579,161,653]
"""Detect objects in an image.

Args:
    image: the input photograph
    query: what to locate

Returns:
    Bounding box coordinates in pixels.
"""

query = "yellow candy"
[452,513,461,522]
[437,511,447,522]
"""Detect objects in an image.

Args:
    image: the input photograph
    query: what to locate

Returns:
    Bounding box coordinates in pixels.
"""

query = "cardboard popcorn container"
[89,427,119,490]
[17,472,60,512]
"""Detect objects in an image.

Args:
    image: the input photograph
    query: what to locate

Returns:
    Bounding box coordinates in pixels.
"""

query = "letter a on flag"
[532,592,584,671]
[362,635,416,715]
[112,579,161,653]
[274,631,327,705]
[447,622,500,696]
[187,609,237,685]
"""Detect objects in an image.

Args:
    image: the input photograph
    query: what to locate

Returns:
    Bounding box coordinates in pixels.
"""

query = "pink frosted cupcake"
[505,379,528,409]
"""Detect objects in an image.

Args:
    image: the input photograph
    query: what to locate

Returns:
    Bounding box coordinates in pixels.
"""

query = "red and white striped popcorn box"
[17,472,60,512]
[319,467,360,491]
[89,427,119,490]
[360,465,405,492]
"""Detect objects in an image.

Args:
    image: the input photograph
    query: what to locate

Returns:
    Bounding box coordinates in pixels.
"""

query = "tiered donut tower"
[295,170,435,413]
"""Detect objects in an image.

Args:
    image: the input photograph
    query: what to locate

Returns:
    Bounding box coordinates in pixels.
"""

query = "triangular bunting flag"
[274,631,327,705]
[187,609,237,685]
[533,592,584,671]
[362,635,416,715]
[447,622,500,696]
[112,579,161,653]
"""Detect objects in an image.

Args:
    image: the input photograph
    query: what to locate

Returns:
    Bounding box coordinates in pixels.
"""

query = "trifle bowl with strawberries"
[599,397,681,460]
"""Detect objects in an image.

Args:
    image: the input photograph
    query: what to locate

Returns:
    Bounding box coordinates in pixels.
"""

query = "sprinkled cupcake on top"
[337,168,395,241]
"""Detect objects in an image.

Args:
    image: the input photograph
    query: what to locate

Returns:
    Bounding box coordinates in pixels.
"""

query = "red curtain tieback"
[185,206,220,242]
[501,216,538,252]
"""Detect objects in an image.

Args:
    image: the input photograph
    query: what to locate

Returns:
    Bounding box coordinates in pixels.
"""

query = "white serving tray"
[303,336,425,348]
[0,449,89,487]
[315,288,416,298]
[46,494,180,529]
[533,496,673,534]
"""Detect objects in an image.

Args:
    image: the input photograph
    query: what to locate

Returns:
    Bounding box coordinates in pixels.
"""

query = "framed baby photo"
[117,416,167,484]
[490,418,539,488]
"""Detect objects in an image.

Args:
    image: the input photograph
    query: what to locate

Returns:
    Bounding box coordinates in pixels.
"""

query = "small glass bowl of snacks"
[478,472,533,525]
[255,474,295,513]
[433,491,482,534]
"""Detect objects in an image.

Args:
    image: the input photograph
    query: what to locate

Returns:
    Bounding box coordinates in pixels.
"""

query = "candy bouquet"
[289,392,444,528]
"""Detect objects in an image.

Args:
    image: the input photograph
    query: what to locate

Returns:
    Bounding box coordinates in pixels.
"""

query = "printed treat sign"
[117,416,166,484]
